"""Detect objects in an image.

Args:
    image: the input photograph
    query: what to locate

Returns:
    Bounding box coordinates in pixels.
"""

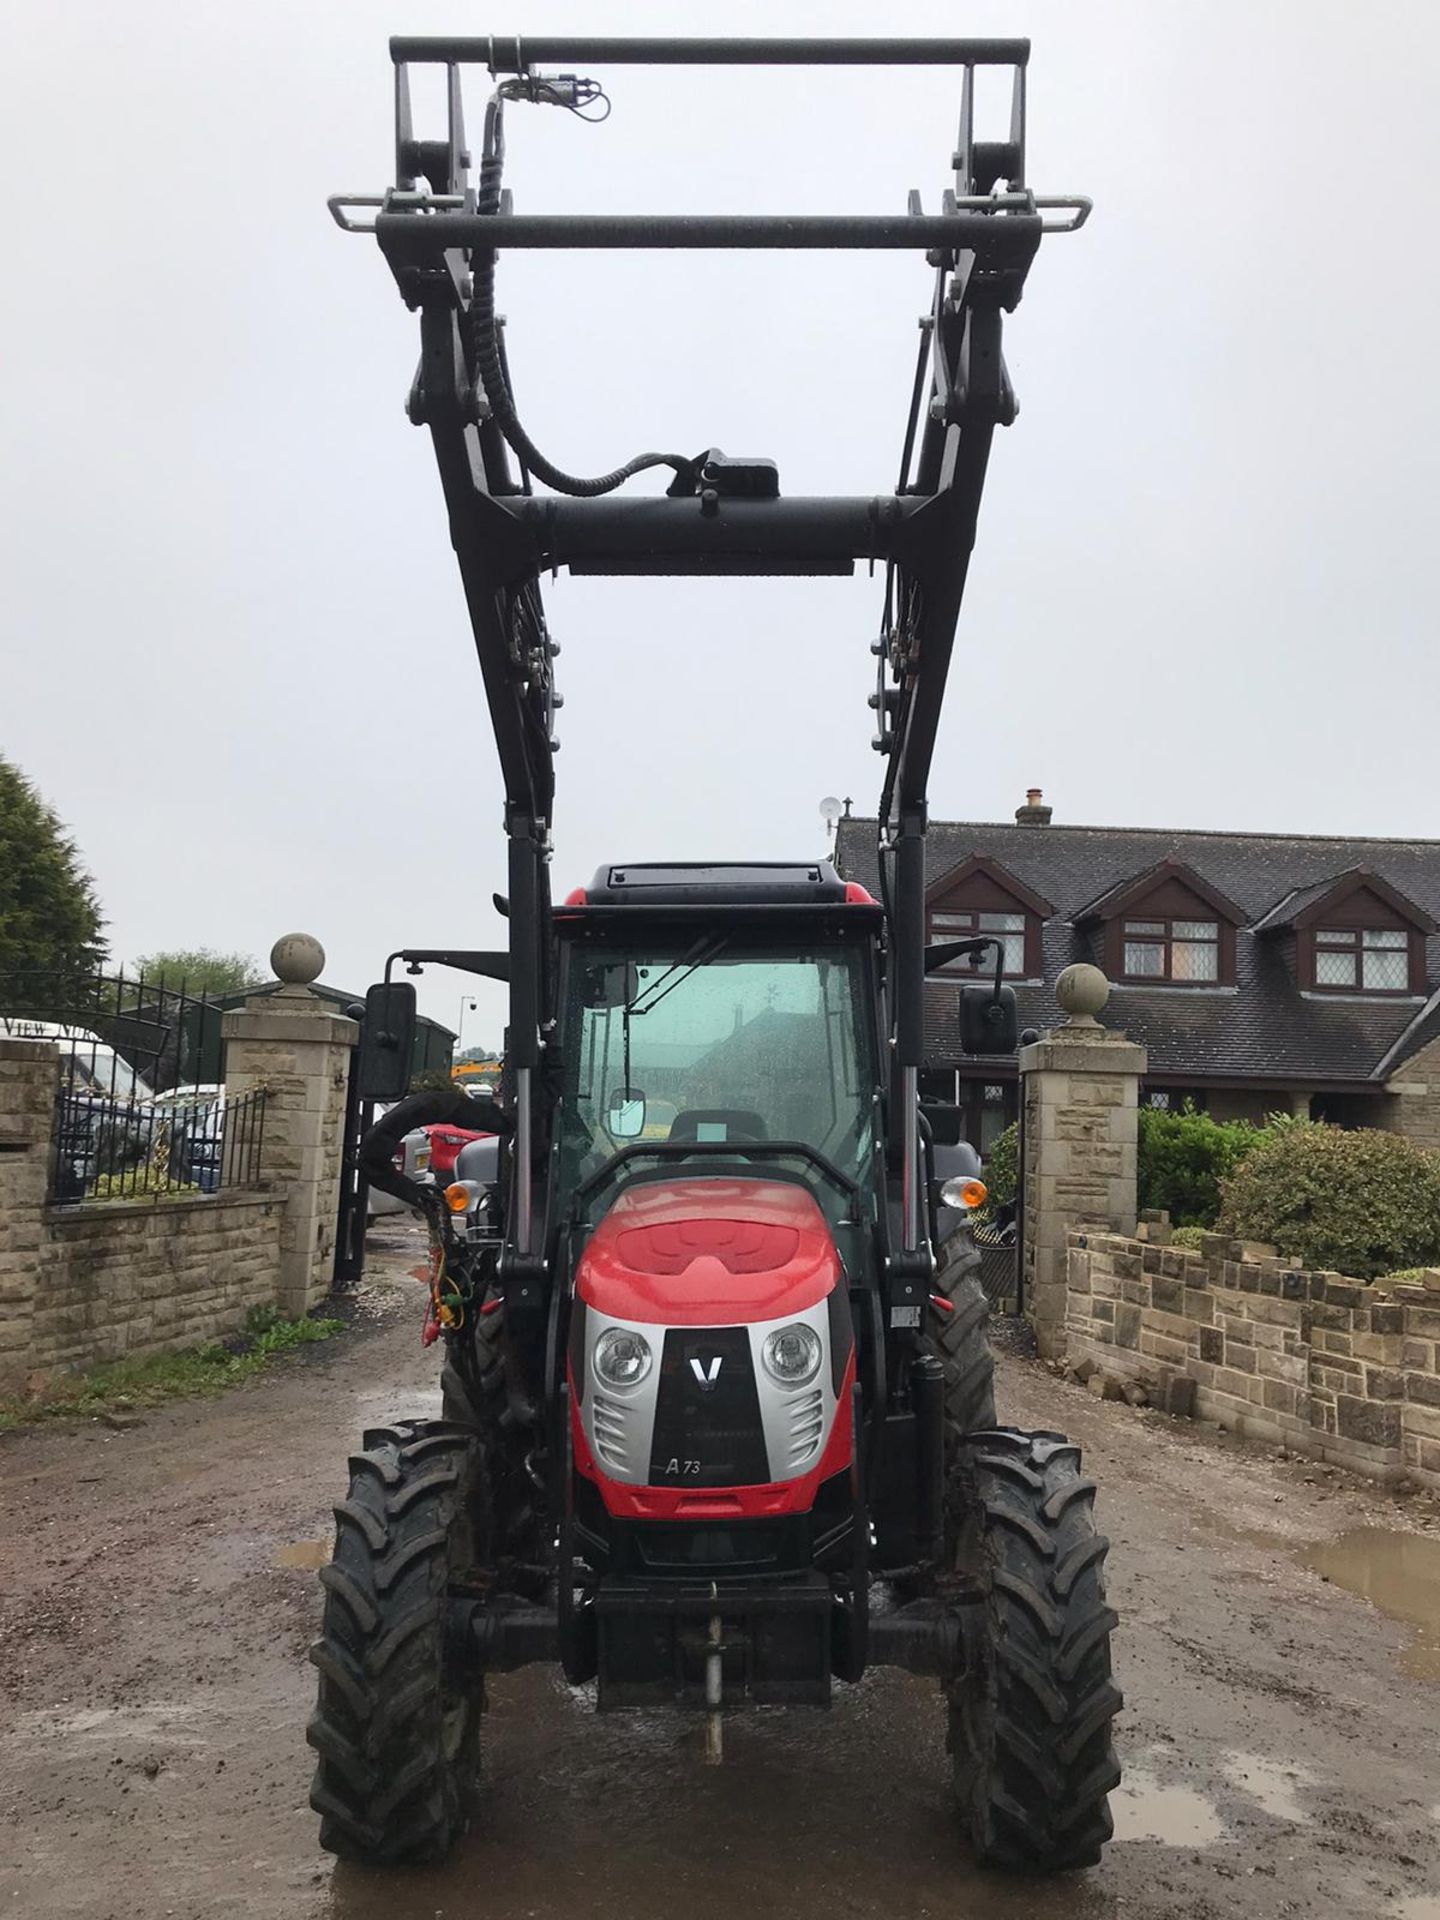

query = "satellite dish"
[819,795,842,828]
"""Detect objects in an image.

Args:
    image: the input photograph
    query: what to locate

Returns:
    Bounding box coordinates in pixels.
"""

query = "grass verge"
[0,1306,345,1433]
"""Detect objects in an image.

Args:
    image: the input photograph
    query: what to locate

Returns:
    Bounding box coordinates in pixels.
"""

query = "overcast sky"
[4,0,1438,1043]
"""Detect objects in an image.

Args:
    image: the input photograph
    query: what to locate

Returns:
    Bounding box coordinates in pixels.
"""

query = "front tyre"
[926,1229,997,1441]
[440,1301,548,1595]
[308,1420,486,1864]
[947,1429,1121,1871]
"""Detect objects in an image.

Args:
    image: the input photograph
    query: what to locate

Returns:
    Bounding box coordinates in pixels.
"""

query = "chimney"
[1015,787,1053,826]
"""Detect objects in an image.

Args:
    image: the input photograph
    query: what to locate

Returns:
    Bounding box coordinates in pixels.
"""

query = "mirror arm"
[924,935,1004,993]
[393,948,511,982]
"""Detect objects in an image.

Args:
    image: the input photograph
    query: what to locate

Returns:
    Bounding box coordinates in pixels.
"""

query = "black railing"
[48,1081,267,1205]
[0,970,265,1204]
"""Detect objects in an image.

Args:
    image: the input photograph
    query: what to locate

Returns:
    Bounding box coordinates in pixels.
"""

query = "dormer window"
[1079,858,1242,988]
[925,854,1052,982]
[1122,917,1220,983]
[1313,926,1409,993]
[932,909,1026,976]
[1253,868,1432,998]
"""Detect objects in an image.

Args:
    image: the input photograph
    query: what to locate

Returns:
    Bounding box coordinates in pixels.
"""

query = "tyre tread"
[948,1426,1121,1872]
[308,1420,482,1864]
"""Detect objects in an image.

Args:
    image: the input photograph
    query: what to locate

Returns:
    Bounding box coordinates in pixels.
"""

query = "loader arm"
[333,34,1087,1278]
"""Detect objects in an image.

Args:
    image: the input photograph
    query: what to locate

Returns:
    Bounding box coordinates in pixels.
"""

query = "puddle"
[1221,1750,1312,1823]
[276,1539,330,1569]
[1392,1900,1440,1919]
[1304,1528,1440,1680]
[1109,1767,1224,1847]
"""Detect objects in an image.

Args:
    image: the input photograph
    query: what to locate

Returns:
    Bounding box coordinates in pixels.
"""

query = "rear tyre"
[947,1428,1121,1872]
[308,1420,486,1864]
[926,1229,997,1442]
[440,1299,548,1595]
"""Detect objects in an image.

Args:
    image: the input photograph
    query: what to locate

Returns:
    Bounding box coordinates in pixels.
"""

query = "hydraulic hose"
[359,1088,510,1208]
[470,89,701,497]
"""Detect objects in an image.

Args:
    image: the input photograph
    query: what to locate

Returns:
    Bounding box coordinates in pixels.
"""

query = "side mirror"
[920,1102,964,1147]
[959,984,1019,1057]
[584,962,640,1010]
[356,982,417,1100]
[604,1088,647,1139]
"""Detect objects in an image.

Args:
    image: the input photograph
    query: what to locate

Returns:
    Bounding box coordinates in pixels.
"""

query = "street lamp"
[457,995,478,1052]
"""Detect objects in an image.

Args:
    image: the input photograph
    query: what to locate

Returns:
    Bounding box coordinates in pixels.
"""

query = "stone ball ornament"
[270,932,326,987]
[1055,962,1110,1024]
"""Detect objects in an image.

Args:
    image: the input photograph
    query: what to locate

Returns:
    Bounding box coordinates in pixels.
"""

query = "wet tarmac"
[3,1230,1440,1919]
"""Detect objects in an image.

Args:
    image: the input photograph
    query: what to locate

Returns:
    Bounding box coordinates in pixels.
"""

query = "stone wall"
[30,1192,283,1382]
[1386,1031,1440,1152]
[0,1040,57,1390]
[1,1034,289,1396]
[1067,1228,1440,1488]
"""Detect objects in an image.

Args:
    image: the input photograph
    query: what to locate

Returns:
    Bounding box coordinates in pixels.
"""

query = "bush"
[89,1169,199,1202]
[1169,1225,1208,1250]
[1137,1104,1262,1229]
[1217,1123,1440,1278]
[980,1121,1018,1209]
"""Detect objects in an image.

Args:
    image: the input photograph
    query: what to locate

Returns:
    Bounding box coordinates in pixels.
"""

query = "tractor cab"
[552,862,884,1235]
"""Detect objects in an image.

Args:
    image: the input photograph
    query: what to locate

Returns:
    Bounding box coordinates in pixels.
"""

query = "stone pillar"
[1020,966,1146,1359]
[221,935,356,1317]
[0,1038,59,1394]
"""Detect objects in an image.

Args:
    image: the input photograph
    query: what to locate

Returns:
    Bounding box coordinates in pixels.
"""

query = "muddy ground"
[3,1223,1440,1920]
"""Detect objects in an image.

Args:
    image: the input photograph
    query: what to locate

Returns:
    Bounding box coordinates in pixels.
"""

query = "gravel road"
[3,1224,1439,1920]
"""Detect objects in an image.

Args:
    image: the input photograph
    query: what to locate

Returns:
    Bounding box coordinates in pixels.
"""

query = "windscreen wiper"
[625,933,731,1018]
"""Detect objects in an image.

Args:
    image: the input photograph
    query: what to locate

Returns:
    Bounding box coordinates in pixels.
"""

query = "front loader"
[310,36,1119,1874]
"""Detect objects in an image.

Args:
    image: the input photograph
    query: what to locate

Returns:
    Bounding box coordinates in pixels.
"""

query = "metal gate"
[333,1002,372,1287]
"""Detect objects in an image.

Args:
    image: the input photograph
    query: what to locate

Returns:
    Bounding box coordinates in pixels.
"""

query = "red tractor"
[313,35,1117,1875]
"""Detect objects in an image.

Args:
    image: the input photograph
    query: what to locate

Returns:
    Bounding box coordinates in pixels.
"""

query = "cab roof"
[572,861,876,910]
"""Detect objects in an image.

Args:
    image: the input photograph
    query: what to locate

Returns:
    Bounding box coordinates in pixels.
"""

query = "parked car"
[151,1083,225,1191]
[421,1119,494,1183]
[366,1106,432,1223]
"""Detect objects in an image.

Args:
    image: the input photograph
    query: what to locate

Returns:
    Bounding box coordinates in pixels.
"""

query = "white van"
[0,1018,155,1101]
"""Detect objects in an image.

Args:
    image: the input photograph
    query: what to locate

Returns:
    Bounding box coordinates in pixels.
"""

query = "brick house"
[835,794,1440,1155]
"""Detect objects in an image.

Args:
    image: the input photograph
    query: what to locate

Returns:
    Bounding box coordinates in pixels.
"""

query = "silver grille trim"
[577,1299,845,1489]
[786,1386,826,1464]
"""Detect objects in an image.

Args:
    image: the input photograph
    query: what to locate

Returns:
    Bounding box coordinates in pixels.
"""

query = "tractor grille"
[591,1392,634,1475]
[649,1326,769,1488]
[784,1386,826,1468]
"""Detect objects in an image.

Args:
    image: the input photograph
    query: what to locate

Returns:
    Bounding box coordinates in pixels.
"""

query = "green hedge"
[1137,1105,1262,1229]
[1217,1122,1440,1278]
[981,1121,1018,1208]
[980,1107,1255,1228]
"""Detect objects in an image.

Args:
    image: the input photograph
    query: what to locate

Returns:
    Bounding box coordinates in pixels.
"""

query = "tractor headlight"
[761,1322,823,1387]
[593,1326,653,1390]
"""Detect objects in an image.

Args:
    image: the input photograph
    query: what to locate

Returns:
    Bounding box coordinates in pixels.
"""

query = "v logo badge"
[689,1355,722,1391]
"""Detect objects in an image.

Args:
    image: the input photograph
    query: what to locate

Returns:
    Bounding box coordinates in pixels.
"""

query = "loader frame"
[335,34,1086,1306]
